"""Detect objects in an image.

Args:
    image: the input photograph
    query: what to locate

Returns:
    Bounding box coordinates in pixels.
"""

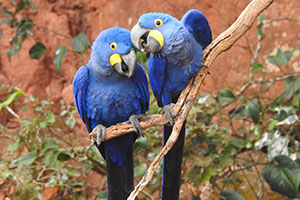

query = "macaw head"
[91,27,137,78]
[131,12,180,54]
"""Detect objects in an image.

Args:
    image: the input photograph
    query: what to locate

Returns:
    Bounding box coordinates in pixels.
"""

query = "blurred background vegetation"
[0,0,300,200]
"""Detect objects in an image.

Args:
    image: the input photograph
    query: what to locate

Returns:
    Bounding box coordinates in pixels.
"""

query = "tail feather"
[162,121,186,200]
[105,141,134,200]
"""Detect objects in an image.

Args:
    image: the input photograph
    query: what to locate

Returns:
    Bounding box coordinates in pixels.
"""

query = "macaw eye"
[154,19,163,27]
[110,42,117,50]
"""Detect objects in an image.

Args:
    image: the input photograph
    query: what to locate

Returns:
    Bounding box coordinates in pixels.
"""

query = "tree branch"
[127,0,273,199]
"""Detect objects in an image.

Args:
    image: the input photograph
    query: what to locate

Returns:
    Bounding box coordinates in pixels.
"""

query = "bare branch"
[127,0,273,199]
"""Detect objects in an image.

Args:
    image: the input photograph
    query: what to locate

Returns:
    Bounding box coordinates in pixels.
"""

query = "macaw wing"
[133,64,150,113]
[181,9,212,49]
[72,65,93,132]
[148,56,167,107]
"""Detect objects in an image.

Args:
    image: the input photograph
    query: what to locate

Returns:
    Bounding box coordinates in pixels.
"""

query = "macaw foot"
[161,103,176,126]
[129,114,144,137]
[94,124,106,146]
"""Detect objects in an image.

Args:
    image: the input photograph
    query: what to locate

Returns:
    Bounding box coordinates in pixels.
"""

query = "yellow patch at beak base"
[110,53,122,67]
[149,30,164,48]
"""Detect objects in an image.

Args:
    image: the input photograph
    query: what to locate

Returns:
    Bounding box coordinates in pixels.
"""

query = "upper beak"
[131,23,164,53]
[109,48,137,78]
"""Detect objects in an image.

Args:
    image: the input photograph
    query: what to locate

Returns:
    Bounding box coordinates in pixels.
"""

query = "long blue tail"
[103,141,134,200]
[162,121,186,200]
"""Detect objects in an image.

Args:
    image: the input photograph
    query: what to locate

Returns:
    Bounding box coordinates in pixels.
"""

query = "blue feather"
[181,9,212,49]
[148,55,166,107]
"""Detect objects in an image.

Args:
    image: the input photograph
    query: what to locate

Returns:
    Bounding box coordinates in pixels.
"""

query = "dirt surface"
[0,0,300,199]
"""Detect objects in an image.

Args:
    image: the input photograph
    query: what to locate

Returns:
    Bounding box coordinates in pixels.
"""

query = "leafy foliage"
[29,42,47,59]
[0,1,90,72]
[72,32,89,53]
[53,46,67,72]
[263,155,300,198]
[0,86,106,199]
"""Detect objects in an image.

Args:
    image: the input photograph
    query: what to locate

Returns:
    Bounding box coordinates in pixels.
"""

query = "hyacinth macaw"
[131,9,212,199]
[73,27,149,200]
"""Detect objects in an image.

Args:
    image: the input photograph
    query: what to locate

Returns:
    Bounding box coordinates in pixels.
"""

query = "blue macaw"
[131,9,212,199]
[73,27,149,200]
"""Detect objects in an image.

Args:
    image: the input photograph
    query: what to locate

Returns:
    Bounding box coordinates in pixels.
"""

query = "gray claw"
[94,124,106,146]
[161,103,176,125]
[129,114,144,137]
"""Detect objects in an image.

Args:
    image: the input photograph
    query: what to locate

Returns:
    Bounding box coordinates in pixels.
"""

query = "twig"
[127,0,274,199]
[5,106,21,122]
[34,24,72,39]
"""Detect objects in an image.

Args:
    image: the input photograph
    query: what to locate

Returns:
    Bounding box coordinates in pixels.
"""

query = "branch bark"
[88,0,273,199]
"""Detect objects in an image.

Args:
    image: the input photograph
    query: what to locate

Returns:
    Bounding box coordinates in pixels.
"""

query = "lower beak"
[110,48,137,78]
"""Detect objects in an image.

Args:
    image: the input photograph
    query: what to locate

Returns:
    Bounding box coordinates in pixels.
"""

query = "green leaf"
[230,138,247,148]
[53,46,66,72]
[98,192,107,200]
[134,136,147,149]
[0,30,2,37]
[66,167,79,177]
[285,77,296,99]
[136,51,147,64]
[42,139,59,151]
[253,124,260,135]
[29,42,47,59]
[220,146,236,166]
[229,106,247,118]
[72,32,89,53]
[57,151,71,161]
[39,121,47,128]
[246,98,262,124]
[267,120,278,131]
[71,182,84,188]
[267,48,293,66]
[217,88,235,106]
[7,140,19,154]
[201,167,212,183]
[295,76,300,92]
[251,63,263,71]
[7,39,23,60]
[0,90,24,110]
[292,92,300,108]
[47,112,56,123]
[83,163,93,174]
[219,190,245,200]
[17,152,38,166]
[263,155,300,198]
[134,163,147,177]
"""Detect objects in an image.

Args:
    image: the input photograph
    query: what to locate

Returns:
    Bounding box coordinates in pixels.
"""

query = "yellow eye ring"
[154,19,163,27]
[110,42,117,50]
